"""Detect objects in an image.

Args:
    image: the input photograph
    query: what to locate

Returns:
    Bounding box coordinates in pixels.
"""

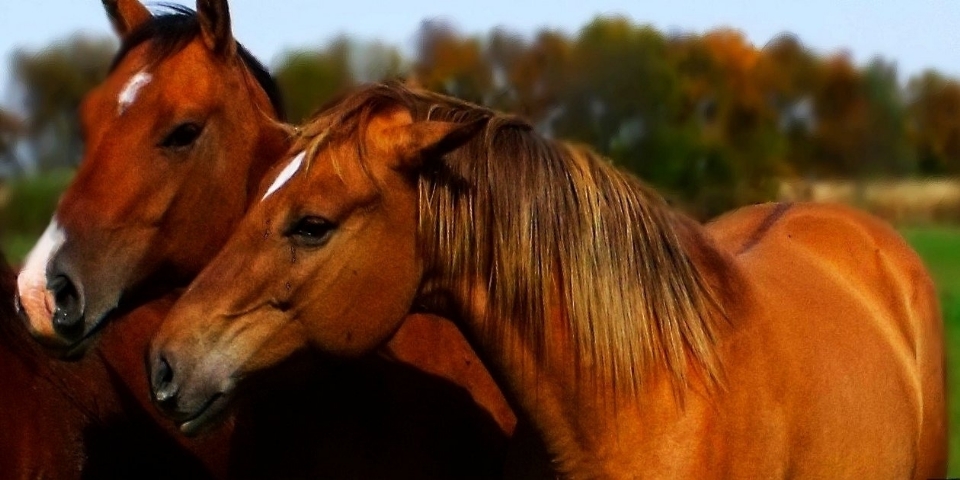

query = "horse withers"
[150,81,946,478]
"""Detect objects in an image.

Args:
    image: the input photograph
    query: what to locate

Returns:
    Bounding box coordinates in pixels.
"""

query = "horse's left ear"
[102,0,151,38]
[196,0,236,58]
[391,119,485,172]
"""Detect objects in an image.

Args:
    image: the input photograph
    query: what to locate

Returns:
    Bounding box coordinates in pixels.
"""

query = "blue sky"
[2,0,960,111]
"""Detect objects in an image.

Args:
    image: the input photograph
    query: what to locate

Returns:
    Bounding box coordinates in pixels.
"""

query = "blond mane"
[296,81,729,395]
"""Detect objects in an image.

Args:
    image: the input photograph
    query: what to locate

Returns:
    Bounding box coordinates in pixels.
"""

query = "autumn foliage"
[5,17,960,217]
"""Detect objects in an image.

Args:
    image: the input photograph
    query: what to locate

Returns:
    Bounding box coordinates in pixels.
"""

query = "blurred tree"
[274,37,355,124]
[350,40,405,83]
[754,33,819,176]
[706,29,785,207]
[861,58,913,176]
[554,18,694,196]
[8,13,959,219]
[413,20,493,105]
[906,70,960,175]
[667,29,786,214]
[810,55,912,177]
[809,54,868,176]
[11,34,115,171]
[274,37,407,123]
[504,29,570,126]
[482,28,527,111]
[0,109,24,175]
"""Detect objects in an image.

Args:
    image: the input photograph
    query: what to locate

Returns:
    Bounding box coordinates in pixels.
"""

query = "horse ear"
[391,119,485,172]
[196,0,236,58]
[102,0,151,39]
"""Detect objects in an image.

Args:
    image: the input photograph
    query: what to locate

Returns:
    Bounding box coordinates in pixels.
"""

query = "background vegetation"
[1,14,958,472]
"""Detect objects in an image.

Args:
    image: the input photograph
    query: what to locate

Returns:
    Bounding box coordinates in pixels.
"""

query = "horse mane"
[110,4,286,121]
[296,81,730,395]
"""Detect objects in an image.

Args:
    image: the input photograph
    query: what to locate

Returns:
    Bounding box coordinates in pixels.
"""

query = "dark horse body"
[1,280,506,478]
[0,256,219,478]
[5,254,507,478]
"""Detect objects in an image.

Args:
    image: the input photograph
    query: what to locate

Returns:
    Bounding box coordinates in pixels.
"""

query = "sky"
[2,0,960,111]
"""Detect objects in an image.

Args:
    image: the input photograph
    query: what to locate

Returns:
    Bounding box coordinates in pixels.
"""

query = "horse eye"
[286,216,336,247]
[160,122,203,149]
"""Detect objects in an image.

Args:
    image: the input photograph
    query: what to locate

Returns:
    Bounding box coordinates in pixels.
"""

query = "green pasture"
[901,226,960,474]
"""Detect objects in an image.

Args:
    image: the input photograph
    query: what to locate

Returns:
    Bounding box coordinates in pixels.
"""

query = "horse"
[15,0,286,351]
[13,1,513,477]
[149,81,947,478]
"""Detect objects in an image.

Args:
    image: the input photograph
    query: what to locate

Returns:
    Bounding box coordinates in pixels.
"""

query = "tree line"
[4,17,960,216]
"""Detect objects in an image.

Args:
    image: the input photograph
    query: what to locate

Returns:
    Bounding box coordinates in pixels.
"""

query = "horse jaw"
[16,219,66,339]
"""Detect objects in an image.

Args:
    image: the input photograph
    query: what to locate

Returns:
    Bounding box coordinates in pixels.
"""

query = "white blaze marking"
[117,71,153,115]
[16,219,66,338]
[261,151,305,201]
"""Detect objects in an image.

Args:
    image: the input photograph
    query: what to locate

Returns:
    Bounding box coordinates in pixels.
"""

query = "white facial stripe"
[261,151,306,202]
[16,219,67,337]
[117,71,153,115]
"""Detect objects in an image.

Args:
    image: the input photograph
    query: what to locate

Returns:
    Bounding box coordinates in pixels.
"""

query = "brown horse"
[13,0,513,477]
[15,0,286,351]
[151,81,947,478]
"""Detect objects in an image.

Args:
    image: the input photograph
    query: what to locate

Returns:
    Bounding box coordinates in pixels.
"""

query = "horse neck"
[0,288,118,430]
[441,211,742,476]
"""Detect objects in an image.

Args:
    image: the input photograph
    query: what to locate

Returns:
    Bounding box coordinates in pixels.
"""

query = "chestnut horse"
[151,82,947,478]
[14,1,512,477]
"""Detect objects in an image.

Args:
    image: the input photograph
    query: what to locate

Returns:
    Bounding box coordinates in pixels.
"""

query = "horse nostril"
[49,275,83,341]
[152,355,180,405]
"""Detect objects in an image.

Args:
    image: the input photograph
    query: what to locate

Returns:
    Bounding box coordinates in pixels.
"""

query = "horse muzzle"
[148,347,235,435]
[15,250,115,357]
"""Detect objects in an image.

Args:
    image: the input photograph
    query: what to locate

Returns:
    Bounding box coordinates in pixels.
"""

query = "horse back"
[707,202,946,478]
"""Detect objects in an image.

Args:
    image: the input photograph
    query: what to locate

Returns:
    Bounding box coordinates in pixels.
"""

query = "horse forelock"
[110,4,285,121]
[292,81,497,187]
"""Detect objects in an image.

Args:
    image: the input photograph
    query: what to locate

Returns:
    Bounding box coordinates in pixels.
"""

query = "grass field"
[901,226,960,474]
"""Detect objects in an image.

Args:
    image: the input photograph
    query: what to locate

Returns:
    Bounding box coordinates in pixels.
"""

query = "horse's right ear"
[102,0,151,39]
[390,119,485,172]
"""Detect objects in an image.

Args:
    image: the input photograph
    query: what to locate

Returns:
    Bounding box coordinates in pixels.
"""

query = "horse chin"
[20,307,113,361]
[178,391,232,437]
